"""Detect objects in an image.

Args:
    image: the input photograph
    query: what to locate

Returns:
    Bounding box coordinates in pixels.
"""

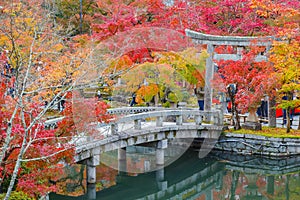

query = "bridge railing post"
[218,111,224,126]
[134,119,141,130]
[176,115,183,125]
[195,114,202,125]
[214,105,223,126]
[111,123,118,135]
[156,116,163,127]
[212,112,217,125]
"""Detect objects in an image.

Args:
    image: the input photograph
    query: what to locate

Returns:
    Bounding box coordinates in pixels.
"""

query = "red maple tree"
[212,45,277,128]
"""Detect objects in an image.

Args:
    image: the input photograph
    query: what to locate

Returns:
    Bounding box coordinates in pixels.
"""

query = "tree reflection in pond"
[50,149,300,200]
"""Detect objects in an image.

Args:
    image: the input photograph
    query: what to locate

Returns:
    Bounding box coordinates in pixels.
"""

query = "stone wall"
[214,133,300,156]
[212,151,300,175]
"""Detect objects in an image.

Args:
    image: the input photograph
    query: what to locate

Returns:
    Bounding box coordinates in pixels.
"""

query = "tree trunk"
[4,129,28,200]
[154,94,159,107]
[230,97,241,130]
[227,87,240,130]
[268,97,277,128]
[5,97,29,200]
[286,107,291,133]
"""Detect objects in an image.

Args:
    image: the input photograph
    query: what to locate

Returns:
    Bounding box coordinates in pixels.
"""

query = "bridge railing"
[44,107,223,134]
[107,106,165,115]
[107,106,201,115]
[44,107,164,129]
[109,109,223,134]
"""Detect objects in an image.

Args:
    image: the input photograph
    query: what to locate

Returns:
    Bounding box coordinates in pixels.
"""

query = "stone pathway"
[227,114,300,130]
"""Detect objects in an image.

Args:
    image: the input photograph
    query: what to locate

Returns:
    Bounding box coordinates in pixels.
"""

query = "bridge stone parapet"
[107,106,165,115]
[44,107,167,129]
[111,109,223,128]
[43,107,203,129]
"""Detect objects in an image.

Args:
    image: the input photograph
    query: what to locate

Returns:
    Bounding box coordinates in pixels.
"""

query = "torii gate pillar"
[204,44,215,111]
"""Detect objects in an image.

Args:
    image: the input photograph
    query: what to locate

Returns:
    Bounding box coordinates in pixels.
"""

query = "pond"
[49,147,300,200]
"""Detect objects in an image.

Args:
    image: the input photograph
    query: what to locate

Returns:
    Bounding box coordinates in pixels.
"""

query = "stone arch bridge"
[45,107,224,184]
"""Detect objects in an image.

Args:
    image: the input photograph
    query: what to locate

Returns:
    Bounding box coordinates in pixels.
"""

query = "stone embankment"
[214,133,300,156]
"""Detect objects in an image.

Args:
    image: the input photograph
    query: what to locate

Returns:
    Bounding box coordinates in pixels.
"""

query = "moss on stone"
[224,127,300,138]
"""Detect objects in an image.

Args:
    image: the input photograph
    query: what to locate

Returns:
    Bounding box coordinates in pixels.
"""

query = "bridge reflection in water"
[50,148,300,200]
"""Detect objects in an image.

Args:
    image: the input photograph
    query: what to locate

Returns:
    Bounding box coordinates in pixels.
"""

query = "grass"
[224,127,300,138]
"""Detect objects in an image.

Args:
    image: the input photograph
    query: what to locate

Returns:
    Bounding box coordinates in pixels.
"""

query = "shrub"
[0,191,34,200]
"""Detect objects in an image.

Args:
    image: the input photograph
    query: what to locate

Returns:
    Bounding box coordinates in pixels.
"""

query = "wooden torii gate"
[185,29,276,126]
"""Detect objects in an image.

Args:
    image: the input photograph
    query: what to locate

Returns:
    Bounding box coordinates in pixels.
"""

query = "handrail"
[109,109,223,134]
[44,107,223,130]
[115,109,219,123]
[106,106,197,115]
[106,106,164,114]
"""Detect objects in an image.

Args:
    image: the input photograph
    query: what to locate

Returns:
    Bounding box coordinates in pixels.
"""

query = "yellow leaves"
[52,44,64,52]
[15,17,36,31]
[250,0,281,17]
[250,0,300,37]
[270,39,300,94]
[255,10,268,18]
[0,34,9,47]
[2,2,22,15]
[152,48,207,85]
[154,47,207,70]
[136,84,159,103]
[72,35,90,48]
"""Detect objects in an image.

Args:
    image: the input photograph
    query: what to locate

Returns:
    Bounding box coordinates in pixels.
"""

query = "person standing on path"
[194,87,205,110]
